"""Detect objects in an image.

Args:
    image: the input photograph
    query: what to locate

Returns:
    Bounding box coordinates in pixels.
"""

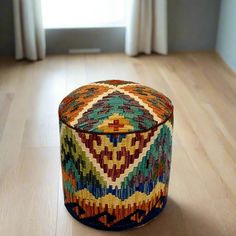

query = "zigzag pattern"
[59,80,173,132]
[59,84,111,124]
[61,121,172,198]
[59,80,173,230]
[63,181,167,228]
[74,91,156,132]
[77,126,157,182]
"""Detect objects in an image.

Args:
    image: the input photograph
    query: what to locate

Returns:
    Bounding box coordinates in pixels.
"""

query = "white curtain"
[13,0,46,61]
[125,0,168,56]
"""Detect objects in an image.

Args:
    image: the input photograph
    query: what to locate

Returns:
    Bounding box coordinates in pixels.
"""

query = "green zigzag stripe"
[77,92,155,132]
[120,124,172,188]
[64,179,76,194]
[61,123,172,196]
[60,125,107,188]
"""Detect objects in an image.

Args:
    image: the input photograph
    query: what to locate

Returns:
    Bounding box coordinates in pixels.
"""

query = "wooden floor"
[0,52,236,236]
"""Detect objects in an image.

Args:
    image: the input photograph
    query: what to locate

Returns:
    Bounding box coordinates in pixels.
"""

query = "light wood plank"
[0,52,235,236]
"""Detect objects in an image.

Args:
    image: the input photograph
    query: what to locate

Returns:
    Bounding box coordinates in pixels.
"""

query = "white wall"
[216,0,236,72]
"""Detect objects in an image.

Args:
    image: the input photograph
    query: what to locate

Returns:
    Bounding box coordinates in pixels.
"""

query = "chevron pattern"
[59,80,173,230]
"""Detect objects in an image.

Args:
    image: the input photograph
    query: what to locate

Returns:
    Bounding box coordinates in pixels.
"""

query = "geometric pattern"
[59,80,174,230]
[97,113,134,133]
[75,91,157,133]
[59,80,173,133]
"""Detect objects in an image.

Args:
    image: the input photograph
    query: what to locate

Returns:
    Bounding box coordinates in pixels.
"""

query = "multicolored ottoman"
[58,80,173,231]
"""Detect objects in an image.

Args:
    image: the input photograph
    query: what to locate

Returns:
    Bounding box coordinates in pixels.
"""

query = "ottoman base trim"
[64,197,167,231]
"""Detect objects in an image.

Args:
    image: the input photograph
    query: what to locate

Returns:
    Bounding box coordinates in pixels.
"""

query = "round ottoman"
[58,80,173,231]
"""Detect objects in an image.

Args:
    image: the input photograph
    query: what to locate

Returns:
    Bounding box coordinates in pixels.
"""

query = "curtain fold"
[13,0,46,61]
[125,0,168,56]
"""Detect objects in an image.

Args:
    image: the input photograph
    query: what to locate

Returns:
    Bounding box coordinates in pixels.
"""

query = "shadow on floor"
[71,197,225,236]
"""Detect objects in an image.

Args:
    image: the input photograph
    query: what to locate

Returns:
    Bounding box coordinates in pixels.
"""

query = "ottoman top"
[59,80,173,134]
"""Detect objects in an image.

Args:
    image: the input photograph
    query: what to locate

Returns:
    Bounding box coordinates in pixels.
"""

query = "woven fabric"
[59,80,173,230]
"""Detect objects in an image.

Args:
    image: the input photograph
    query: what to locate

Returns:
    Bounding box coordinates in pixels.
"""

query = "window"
[42,0,126,29]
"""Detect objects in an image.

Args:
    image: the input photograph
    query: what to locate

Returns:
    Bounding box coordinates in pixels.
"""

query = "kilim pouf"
[58,80,173,231]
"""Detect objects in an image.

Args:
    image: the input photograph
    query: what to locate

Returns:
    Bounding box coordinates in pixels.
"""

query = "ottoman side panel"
[59,117,173,230]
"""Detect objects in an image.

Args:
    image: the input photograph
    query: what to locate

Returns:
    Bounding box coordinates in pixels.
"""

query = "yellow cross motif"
[97,113,134,133]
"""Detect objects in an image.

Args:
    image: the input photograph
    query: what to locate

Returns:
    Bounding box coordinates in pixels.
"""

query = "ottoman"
[58,80,173,231]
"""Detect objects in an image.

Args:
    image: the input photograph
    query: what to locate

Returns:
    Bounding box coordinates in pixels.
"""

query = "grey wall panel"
[46,28,125,54]
[0,0,14,56]
[168,0,221,52]
[216,0,236,72]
